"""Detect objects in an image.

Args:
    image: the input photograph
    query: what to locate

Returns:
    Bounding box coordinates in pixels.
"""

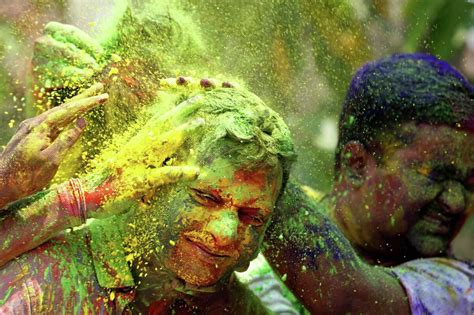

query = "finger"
[39,117,87,162]
[39,93,108,129]
[33,62,95,89]
[34,35,100,70]
[146,166,200,187]
[152,118,205,155]
[1,117,50,154]
[145,93,205,131]
[125,118,205,166]
[67,82,104,102]
[44,22,103,58]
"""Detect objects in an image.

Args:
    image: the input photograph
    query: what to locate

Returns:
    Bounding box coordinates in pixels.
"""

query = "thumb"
[146,166,200,188]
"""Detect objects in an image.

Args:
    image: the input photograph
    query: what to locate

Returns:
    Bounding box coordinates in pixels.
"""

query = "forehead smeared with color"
[336,53,474,170]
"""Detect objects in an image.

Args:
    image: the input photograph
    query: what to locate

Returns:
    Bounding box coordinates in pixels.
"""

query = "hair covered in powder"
[89,84,296,193]
[335,53,474,172]
[174,87,296,186]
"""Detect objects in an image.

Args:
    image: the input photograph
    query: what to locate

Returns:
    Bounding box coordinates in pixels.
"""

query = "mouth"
[418,206,459,236]
[181,235,232,263]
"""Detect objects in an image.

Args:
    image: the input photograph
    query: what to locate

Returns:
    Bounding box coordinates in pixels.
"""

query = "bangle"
[57,181,77,222]
[69,178,87,224]
[57,178,87,225]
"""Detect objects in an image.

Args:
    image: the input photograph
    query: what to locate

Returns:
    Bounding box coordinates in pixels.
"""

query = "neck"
[129,254,231,312]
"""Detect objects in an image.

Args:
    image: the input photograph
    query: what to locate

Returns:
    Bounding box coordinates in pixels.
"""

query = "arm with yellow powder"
[0,165,198,267]
[0,106,204,267]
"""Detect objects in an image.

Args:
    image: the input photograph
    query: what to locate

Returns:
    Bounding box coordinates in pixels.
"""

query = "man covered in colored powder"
[2,7,300,312]
[0,85,297,314]
[263,53,474,314]
[11,4,473,313]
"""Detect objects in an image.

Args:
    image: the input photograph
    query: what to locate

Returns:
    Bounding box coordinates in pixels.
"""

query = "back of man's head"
[335,53,474,172]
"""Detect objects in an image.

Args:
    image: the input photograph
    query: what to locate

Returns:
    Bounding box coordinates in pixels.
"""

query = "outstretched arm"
[0,109,204,267]
[264,180,410,314]
[0,181,93,267]
[0,163,198,268]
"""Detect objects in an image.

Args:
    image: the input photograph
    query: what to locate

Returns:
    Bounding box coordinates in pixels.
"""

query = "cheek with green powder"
[151,159,282,287]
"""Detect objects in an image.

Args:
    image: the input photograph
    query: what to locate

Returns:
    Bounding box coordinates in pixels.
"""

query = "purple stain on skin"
[306,220,354,262]
[289,219,355,269]
[176,76,187,85]
[200,79,214,89]
[76,117,87,129]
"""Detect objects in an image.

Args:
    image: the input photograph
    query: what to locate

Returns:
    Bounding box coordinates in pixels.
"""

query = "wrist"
[0,162,18,209]
[83,176,115,212]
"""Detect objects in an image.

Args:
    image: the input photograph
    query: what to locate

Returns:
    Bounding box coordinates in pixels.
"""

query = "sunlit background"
[0,0,473,257]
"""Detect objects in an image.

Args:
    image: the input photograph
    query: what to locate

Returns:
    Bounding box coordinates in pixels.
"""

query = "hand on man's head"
[94,115,205,215]
[32,22,105,107]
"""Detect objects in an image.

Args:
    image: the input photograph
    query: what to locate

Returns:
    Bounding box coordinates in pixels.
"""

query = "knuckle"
[40,152,58,166]
[66,134,79,145]
[44,21,59,32]
[33,36,50,49]
[47,158,60,169]
[17,119,33,132]
[168,169,182,180]
[41,119,54,130]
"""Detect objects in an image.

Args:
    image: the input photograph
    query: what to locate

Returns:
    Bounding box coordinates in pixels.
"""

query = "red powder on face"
[233,168,267,189]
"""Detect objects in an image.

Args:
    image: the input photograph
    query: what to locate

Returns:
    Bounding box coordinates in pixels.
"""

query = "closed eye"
[238,207,265,227]
[427,171,444,182]
[416,166,443,183]
[190,188,222,206]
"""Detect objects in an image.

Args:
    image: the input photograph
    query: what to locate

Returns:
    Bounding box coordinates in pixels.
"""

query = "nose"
[205,209,239,247]
[437,180,466,214]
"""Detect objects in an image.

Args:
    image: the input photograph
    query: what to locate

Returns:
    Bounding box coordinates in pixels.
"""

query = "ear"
[340,141,374,187]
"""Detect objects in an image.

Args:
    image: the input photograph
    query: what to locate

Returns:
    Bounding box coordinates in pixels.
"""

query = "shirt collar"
[87,216,135,289]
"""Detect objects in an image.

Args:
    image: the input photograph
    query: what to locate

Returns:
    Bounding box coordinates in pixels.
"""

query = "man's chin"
[407,233,448,257]
[174,266,222,287]
[407,219,452,257]
[165,253,234,287]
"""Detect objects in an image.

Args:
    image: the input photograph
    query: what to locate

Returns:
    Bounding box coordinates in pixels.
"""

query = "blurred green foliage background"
[0,0,473,256]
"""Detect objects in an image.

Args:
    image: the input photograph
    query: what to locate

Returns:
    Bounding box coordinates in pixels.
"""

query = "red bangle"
[69,178,87,223]
[56,178,87,224]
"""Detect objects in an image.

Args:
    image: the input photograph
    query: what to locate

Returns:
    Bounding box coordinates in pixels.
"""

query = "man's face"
[150,156,282,287]
[338,123,474,259]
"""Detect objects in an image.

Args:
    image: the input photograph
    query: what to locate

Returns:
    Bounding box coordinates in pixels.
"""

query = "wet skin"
[335,123,474,261]
[139,157,283,288]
